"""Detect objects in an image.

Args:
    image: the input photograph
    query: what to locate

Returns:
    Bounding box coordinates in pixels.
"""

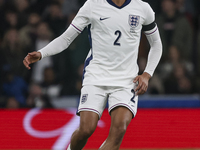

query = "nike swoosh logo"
[100,17,110,21]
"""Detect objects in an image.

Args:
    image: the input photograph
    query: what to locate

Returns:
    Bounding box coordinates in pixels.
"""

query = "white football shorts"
[76,85,138,119]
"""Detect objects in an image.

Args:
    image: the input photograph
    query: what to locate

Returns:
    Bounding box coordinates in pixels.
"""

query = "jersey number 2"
[114,30,121,46]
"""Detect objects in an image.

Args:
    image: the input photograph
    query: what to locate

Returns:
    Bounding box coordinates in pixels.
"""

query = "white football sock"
[67,144,71,150]
[99,140,106,149]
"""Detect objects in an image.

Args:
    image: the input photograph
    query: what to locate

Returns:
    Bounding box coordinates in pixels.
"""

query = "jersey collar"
[106,0,131,9]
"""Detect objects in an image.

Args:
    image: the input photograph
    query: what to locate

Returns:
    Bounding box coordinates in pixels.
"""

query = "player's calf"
[69,124,97,150]
[99,120,129,150]
[69,111,99,150]
[99,107,132,150]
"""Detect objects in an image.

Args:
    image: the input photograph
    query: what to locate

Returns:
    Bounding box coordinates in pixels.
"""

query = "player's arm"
[134,3,162,95]
[134,23,162,94]
[23,26,79,70]
[23,0,91,70]
[143,24,162,77]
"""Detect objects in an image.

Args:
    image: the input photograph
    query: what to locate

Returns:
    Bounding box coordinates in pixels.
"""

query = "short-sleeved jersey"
[71,0,156,87]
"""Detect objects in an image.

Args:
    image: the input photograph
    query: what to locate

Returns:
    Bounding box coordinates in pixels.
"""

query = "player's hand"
[23,52,41,70]
[133,72,151,95]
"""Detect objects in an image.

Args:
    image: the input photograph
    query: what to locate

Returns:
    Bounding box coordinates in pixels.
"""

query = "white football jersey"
[71,0,156,87]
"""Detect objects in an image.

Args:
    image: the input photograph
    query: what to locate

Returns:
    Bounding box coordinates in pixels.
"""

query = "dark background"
[0,0,199,109]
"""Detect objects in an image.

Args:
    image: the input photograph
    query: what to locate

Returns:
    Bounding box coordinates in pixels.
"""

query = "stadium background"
[0,0,200,149]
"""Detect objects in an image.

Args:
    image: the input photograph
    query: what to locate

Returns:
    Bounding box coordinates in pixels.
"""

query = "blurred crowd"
[0,0,199,109]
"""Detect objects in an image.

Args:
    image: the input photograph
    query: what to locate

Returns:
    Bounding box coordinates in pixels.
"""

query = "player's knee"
[111,125,127,144]
[80,128,95,138]
[115,126,127,136]
[79,126,96,139]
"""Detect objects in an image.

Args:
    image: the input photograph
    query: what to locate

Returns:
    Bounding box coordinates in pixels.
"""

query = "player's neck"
[111,0,126,7]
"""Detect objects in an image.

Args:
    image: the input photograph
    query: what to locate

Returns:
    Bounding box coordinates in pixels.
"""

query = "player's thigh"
[110,106,132,128]
[108,86,138,118]
[79,111,99,133]
[108,107,132,141]
[77,85,107,119]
